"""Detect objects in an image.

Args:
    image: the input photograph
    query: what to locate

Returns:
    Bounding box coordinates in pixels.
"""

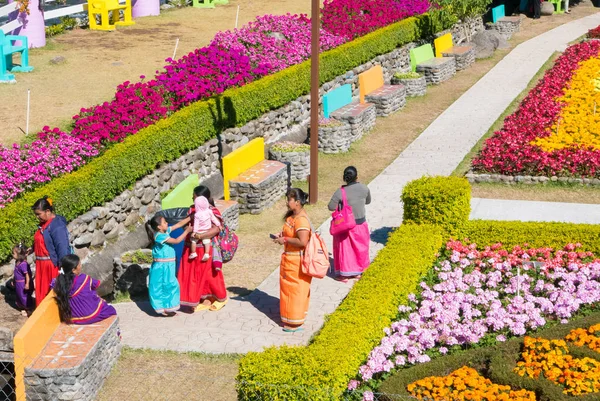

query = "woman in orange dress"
[31,196,72,306]
[272,188,312,332]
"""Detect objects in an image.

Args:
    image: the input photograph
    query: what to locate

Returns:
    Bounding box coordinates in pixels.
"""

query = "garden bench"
[358,65,406,117]
[410,44,456,85]
[488,5,521,40]
[323,84,376,142]
[13,292,120,401]
[434,33,475,71]
[0,31,34,83]
[161,173,240,230]
[548,0,564,13]
[223,138,287,215]
[87,0,135,31]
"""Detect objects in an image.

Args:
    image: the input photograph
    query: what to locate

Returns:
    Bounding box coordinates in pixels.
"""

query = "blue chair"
[1,31,34,83]
[491,5,505,24]
[323,84,353,118]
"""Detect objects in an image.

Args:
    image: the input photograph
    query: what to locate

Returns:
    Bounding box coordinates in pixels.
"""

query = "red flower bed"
[472,40,600,177]
[588,26,600,39]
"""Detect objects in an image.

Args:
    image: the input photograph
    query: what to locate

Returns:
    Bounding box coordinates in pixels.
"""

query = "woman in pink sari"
[328,166,372,283]
[178,185,228,312]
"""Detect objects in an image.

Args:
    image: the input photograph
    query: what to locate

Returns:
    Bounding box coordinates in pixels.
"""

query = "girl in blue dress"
[147,214,191,316]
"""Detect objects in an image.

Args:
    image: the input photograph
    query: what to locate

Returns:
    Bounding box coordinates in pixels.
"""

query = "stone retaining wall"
[24,318,121,401]
[486,17,521,40]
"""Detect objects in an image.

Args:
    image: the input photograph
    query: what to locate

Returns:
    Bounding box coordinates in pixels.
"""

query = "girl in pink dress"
[189,195,221,261]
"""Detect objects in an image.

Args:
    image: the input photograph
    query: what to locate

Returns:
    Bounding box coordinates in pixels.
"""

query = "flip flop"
[334,277,349,283]
[195,303,211,312]
[209,299,228,311]
[283,327,304,333]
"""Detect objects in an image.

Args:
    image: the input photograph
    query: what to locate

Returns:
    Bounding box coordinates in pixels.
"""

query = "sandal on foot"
[334,276,349,283]
[283,327,304,333]
[195,303,211,311]
[209,299,228,311]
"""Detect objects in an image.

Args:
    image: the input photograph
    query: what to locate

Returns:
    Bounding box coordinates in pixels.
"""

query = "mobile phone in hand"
[269,233,278,239]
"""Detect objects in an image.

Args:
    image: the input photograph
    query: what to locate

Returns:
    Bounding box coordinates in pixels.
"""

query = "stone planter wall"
[112,249,152,299]
[391,76,427,97]
[24,318,121,401]
[466,173,600,186]
[451,17,485,44]
[317,123,354,153]
[269,149,310,181]
[486,18,521,40]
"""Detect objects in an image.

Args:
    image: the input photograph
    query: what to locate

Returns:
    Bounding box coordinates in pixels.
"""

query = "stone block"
[330,102,377,142]
[364,84,407,117]
[391,75,426,97]
[441,45,476,71]
[416,57,456,85]
[229,161,287,214]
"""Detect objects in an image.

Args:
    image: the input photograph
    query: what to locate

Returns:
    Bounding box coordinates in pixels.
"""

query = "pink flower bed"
[0,3,429,208]
[211,14,346,74]
[0,128,98,206]
[471,40,600,177]
[350,240,600,398]
[322,0,430,40]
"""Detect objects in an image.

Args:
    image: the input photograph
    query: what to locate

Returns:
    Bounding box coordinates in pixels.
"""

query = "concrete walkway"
[471,198,600,224]
[114,13,600,354]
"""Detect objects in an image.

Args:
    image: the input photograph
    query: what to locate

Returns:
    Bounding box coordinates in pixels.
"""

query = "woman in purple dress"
[53,254,116,325]
[13,243,34,316]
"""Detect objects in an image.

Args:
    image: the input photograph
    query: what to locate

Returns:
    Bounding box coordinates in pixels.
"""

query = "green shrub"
[270,142,310,153]
[459,220,600,255]
[237,224,445,400]
[379,311,600,400]
[401,176,471,234]
[0,15,434,263]
[393,71,421,79]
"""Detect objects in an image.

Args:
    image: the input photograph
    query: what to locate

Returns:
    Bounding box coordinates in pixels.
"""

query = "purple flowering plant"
[349,240,600,399]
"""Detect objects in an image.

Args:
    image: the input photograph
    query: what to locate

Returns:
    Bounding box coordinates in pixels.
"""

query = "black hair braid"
[54,254,80,323]
[343,166,358,184]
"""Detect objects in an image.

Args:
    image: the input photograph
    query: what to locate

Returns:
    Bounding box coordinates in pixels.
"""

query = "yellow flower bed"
[514,336,600,395]
[566,323,600,352]
[532,56,600,152]
[407,366,536,401]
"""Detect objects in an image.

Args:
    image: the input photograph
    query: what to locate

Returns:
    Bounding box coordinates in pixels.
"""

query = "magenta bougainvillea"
[322,0,430,40]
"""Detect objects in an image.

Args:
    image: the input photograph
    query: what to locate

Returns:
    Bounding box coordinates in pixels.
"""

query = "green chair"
[409,44,435,72]
[192,0,215,8]
[548,0,564,13]
[1,31,34,83]
[161,174,200,210]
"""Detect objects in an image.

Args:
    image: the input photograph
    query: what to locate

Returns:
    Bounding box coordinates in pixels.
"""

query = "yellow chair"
[88,0,135,31]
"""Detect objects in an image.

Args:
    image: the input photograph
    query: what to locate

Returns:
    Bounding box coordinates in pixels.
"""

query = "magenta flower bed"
[0,128,98,206]
[322,0,430,40]
[211,14,346,74]
[471,40,600,177]
[0,2,429,208]
[350,240,600,398]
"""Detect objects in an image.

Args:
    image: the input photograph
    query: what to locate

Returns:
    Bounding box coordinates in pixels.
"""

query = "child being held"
[189,196,221,262]
[53,254,117,324]
[13,243,34,316]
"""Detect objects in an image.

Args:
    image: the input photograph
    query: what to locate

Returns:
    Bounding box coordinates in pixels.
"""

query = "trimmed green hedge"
[460,220,600,255]
[236,224,445,400]
[0,15,434,262]
[402,176,471,234]
[379,311,600,401]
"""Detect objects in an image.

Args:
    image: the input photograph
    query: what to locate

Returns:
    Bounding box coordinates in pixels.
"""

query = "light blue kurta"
[149,227,180,314]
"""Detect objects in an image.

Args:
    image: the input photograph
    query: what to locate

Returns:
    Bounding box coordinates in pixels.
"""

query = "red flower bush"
[472,40,600,177]
[71,80,171,146]
[588,26,600,39]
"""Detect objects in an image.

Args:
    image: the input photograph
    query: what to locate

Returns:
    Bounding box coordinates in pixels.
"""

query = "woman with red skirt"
[178,186,228,312]
[31,196,71,306]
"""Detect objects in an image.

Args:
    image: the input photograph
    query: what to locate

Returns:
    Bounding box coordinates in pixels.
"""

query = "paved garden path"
[114,12,600,354]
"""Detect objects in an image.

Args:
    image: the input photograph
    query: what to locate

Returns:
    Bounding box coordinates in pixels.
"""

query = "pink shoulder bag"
[329,187,356,236]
